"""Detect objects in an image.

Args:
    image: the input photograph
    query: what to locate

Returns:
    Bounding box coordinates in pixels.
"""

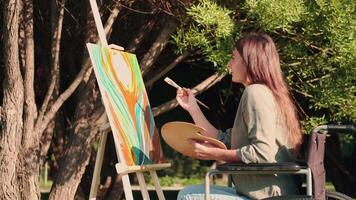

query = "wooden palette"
[161,121,227,158]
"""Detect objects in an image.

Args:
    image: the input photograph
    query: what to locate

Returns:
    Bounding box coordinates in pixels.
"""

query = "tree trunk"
[0,0,24,199]
[105,175,124,200]
[48,86,106,199]
[48,2,122,198]
[47,71,107,200]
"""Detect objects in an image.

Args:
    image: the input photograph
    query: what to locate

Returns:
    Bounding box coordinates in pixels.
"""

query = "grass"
[144,175,207,187]
[325,182,335,191]
[39,179,52,193]
[40,177,337,190]
[40,177,337,200]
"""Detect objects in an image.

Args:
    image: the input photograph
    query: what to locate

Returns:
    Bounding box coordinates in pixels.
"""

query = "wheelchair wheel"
[326,191,353,200]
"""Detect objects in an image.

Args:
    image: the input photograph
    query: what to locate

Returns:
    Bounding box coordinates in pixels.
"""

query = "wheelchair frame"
[204,124,355,200]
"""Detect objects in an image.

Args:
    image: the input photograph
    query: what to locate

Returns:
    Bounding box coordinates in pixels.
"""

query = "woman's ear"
[245,75,251,86]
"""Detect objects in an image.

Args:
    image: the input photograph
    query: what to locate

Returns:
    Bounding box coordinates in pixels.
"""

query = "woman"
[176,33,302,199]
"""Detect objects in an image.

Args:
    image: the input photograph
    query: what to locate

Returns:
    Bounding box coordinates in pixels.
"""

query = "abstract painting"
[87,43,164,166]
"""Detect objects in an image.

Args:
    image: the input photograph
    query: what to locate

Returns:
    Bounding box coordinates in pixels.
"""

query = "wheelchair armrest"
[313,124,356,134]
[216,162,303,172]
[206,162,313,197]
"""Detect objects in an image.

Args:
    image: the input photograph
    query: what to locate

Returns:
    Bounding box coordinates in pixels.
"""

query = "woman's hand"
[188,139,219,160]
[189,139,240,162]
[176,88,199,113]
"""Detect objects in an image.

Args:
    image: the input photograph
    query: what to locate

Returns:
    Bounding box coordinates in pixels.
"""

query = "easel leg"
[150,170,165,200]
[136,172,150,200]
[89,131,108,200]
[122,174,134,200]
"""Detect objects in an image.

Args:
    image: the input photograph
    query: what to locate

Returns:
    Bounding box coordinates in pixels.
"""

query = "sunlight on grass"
[39,179,52,192]
[325,182,335,191]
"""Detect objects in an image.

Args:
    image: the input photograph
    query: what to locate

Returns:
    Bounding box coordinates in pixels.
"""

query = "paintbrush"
[164,77,210,110]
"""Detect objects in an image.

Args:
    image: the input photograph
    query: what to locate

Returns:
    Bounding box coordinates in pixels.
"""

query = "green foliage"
[301,116,327,134]
[280,0,356,123]
[187,1,234,38]
[172,0,237,68]
[339,134,356,158]
[244,0,306,31]
[143,174,208,187]
[163,154,211,178]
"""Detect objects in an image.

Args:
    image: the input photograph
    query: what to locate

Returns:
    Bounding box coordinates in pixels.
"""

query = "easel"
[87,0,170,199]
[88,124,170,200]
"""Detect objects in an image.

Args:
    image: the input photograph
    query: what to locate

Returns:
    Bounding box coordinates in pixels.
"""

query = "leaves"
[244,0,306,31]
[281,0,356,123]
[172,0,237,67]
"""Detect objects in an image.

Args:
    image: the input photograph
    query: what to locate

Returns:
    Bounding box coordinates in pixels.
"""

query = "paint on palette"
[87,43,163,166]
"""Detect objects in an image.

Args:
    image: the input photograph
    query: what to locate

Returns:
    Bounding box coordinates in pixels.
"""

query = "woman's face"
[228,49,248,85]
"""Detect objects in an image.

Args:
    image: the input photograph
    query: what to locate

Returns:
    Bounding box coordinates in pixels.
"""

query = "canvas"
[86,43,164,166]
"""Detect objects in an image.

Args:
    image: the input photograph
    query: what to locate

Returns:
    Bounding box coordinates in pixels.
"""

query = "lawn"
[40,177,337,199]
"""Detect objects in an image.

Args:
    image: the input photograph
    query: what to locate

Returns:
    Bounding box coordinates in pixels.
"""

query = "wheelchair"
[205,124,356,200]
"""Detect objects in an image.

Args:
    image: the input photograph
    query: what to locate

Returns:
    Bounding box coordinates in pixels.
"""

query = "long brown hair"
[235,33,302,149]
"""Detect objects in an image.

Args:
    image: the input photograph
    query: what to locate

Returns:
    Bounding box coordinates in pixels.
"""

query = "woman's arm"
[188,139,240,162]
[176,88,219,138]
[188,106,219,139]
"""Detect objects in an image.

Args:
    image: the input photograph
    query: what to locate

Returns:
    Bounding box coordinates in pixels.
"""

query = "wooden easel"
[88,124,170,200]
[87,0,170,199]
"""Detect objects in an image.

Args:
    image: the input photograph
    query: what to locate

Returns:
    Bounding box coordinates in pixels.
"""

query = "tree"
[1,0,93,198]
[1,0,354,199]
[1,0,25,199]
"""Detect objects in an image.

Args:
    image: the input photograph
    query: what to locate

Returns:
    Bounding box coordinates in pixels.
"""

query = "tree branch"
[145,51,189,88]
[306,74,331,83]
[35,0,65,130]
[37,0,68,165]
[35,62,92,135]
[113,0,157,15]
[126,17,157,53]
[140,16,178,76]
[152,72,227,116]
[290,88,313,98]
[103,2,123,39]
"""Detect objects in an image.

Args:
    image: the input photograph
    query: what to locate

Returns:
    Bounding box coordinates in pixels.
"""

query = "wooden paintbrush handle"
[164,77,210,109]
